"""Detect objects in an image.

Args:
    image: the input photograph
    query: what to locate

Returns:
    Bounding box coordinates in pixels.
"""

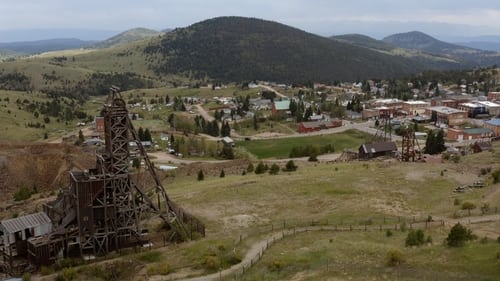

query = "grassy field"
[240,230,500,281]
[23,142,500,281]
[236,129,373,158]
[132,144,500,280]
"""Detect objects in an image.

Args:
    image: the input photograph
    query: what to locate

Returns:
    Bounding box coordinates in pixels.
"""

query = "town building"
[401,101,430,116]
[447,128,493,142]
[475,101,500,117]
[425,106,468,127]
[484,118,500,136]
[458,103,489,118]
[271,100,290,115]
[487,92,500,102]
[95,116,105,133]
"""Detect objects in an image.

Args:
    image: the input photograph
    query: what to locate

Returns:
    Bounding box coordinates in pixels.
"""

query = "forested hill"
[144,17,429,83]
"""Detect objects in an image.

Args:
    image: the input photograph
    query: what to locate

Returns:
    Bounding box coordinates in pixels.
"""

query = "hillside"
[144,17,434,83]
[93,27,162,49]
[383,31,500,66]
[331,33,395,52]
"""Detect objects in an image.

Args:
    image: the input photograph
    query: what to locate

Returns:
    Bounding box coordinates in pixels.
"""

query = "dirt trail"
[177,214,500,281]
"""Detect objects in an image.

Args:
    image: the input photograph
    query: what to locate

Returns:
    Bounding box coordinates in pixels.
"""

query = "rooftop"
[476,101,500,107]
[485,118,500,126]
[273,100,290,111]
[1,212,51,234]
[428,106,466,115]
[403,101,429,105]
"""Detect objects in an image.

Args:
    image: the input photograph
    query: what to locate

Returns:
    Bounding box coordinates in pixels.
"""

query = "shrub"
[497,236,500,243]
[283,160,297,172]
[446,223,475,247]
[204,256,220,270]
[453,198,461,206]
[492,169,500,184]
[385,249,404,267]
[254,161,267,174]
[219,169,225,178]
[386,230,393,237]
[13,185,35,201]
[246,163,254,173]
[405,230,425,247]
[269,163,280,175]
[197,170,204,181]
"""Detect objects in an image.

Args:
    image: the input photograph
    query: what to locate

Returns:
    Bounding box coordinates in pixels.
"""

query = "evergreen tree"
[138,127,145,141]
[197,170,204,181]
[144,128,152,142]
[253,114,259,130]
[220,169,225,178]
[435,129,446,153]
[424,130,435,154]
[269,163,280,175]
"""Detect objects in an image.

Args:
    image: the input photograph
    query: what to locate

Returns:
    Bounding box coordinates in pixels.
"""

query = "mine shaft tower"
[0,87,204,272]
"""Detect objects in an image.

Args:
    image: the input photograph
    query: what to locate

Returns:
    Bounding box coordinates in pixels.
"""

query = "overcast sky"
[1,0,500,42]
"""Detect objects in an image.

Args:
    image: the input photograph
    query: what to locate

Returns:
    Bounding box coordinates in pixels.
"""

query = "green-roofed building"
[272,100,290,115]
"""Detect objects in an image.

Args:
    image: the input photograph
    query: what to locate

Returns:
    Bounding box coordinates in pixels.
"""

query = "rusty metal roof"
[1,212,51,234]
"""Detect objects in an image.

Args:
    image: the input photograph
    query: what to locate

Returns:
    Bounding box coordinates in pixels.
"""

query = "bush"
[497,236,500,243]
[386,230,393,237]
[267,259,285,271]
[283,160,297,172]
[246,163,254,173]
[405,230,425,247]
[220,169,225,178]
[13,185,35,201]
[197,170,204,181]
[492,169,500,184]
[385,249,404,267]
[254,161,267,174]
[446,223,475,247]
[269,164,280,175]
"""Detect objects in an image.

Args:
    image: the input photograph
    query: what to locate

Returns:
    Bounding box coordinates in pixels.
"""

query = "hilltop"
[144,16,430,83]
[93,27,163,49]
[383,31,500,66]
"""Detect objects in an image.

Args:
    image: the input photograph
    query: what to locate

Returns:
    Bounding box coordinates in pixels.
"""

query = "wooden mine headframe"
[22,86,205,268]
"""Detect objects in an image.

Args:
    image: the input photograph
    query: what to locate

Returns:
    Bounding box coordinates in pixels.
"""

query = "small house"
[358,142,398,160]
[471,141,492,153]
[0,213,52,258]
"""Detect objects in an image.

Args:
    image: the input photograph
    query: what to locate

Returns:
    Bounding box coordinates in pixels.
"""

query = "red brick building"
[447,128,493,141]
[95,116,105,133]
[488,92,500,102]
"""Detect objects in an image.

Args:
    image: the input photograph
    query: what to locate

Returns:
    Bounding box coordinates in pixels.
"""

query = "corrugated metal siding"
[1,212,51,234]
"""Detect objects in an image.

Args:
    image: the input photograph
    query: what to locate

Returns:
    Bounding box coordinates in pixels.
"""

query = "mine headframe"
[3,87,205,272]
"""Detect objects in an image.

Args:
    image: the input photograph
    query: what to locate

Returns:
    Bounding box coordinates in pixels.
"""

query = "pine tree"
[144,128,152,142]
[138,127,145,141]
[197,170,204,181]
[220,169,225,178]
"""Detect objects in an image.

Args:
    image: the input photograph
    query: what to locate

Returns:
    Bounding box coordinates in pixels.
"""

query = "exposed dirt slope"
[0,143,95,200]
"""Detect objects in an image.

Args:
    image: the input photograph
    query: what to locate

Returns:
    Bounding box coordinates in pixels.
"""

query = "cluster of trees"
[405,229,431,247]
[137,127,152,142]
[246,160,297,175]
[0,71,31,91]
[424,129,446,154]
[346,96,363,113]
[288,98,317,122]
[289,144,334,158]
[172,96,187,111]
[17,97,90,123]
[194,115,219,137]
